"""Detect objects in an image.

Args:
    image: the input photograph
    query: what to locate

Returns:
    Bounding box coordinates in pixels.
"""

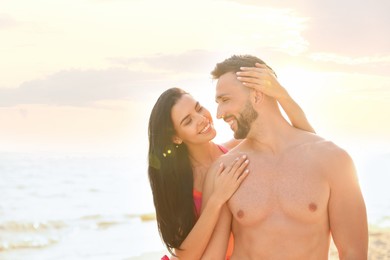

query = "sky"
[0,0,389,155]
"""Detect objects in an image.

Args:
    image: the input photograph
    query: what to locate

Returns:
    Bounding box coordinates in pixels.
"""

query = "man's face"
[215,72,258,139]
[234,100,258,139]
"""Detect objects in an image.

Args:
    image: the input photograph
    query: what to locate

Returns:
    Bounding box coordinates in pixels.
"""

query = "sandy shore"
[329,227,390,259]
[130,227,390,260]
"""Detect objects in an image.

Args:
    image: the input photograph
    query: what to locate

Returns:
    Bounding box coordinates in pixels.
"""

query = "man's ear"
[253,89,264,104]
[172,136,183,145]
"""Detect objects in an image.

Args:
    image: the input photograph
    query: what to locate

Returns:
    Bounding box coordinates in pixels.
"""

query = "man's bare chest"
[228,155,330,225]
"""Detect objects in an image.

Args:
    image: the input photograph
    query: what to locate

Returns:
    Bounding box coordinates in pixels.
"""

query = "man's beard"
[234,101,258,139]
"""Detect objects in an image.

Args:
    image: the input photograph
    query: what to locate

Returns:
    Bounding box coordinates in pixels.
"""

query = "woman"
[148,63,315,259]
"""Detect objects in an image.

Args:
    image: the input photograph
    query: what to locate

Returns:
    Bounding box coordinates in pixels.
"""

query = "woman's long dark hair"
[148,88,196,255]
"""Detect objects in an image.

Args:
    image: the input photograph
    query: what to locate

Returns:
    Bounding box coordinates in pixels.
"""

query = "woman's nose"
[195,113,206,124]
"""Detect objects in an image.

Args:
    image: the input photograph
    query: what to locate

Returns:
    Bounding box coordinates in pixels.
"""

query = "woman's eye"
[184,119,192,126]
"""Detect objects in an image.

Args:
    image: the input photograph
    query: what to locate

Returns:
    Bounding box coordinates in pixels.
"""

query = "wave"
[126,213,156,222]
[0,220,67,232]
[0,213,157,253]
[139,213,156,222]
[0,213,156,233]
[0,220,64,252]
[0,236,59,252]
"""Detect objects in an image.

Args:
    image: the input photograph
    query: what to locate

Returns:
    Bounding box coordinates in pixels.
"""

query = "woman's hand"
[211,155,249,206]
[237,63,316,133]
[236,63,289,101]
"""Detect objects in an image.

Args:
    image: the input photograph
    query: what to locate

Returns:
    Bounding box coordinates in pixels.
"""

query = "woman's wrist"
[276,87,290,102]
[207,193,225,211]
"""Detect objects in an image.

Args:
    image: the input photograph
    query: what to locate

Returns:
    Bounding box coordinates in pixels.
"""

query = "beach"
[329,227,390,259]
[128,226,390,260]
[367,227,390,259]
[1,151,389,259]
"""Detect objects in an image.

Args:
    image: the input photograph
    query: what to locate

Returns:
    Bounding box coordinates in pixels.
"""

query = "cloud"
[306,53,390,76]
[309,53,390,66]
[0,50,224,107]
[2,47,388,108]
[108,50,221,74]
[227,0,390,76]
[300,1,390,56]
[0,13,19,28]
[226,0,390,56]
[0,68,177,107]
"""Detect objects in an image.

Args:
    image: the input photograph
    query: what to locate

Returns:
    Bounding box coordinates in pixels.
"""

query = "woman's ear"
[172,136,182,145]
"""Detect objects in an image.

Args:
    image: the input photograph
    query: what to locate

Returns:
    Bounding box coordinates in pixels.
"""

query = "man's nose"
[216,106,224,120]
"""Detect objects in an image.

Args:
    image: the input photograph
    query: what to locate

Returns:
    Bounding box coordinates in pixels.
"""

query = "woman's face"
[171,94,216,146]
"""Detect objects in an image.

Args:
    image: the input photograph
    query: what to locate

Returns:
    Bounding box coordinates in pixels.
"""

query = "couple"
[148,55,368,259]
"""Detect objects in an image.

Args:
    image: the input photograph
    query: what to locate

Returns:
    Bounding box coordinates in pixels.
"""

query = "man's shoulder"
[303,135,354,174]
[299,132,346,154]
[216,149,246,164]
[295,132,353,165]
[312,138,348,156]
[207,147,247,177]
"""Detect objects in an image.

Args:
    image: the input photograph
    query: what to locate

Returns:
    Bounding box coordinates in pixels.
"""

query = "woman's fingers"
[223,155,247,175]
[236,70,274,81]
[216,162,225,176]
[236,65,284,100]
[219,156,238,175]
[233,158,249,179]
[220,155,249,182]
[236,68,273,89]
[237,75,270,93]
[213,155,250,203]
[236,70,264,78]
[238,63,270,73]
[237,63,275,79]
[237,77,270,86]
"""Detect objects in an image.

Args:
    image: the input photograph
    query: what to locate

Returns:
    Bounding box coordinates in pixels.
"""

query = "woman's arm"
[277,91,315,133]
[237,63,315,133]
[173,156,249,260]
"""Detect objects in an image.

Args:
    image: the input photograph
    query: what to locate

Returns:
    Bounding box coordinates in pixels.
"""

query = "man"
[201,55,368,259]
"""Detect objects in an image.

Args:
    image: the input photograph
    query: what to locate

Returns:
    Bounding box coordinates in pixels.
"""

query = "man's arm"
[327,148,368,260]
[200,160,233,259]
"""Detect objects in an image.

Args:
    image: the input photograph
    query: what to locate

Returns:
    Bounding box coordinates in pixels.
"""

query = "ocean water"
[0,152,166,260]
[1,147,389,259]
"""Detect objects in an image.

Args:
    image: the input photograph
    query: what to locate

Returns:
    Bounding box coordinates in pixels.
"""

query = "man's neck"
[245,110,298,154]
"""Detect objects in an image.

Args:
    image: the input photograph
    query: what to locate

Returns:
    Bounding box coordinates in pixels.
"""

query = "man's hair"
[211,54,275,79]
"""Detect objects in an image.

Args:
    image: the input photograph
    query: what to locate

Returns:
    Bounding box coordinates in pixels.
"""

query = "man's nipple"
[308,203,317,212]
[237,209,244,218]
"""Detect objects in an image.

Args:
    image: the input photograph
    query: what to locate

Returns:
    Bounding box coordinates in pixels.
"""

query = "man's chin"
[234,132,243,139]
[234,129,248,139]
